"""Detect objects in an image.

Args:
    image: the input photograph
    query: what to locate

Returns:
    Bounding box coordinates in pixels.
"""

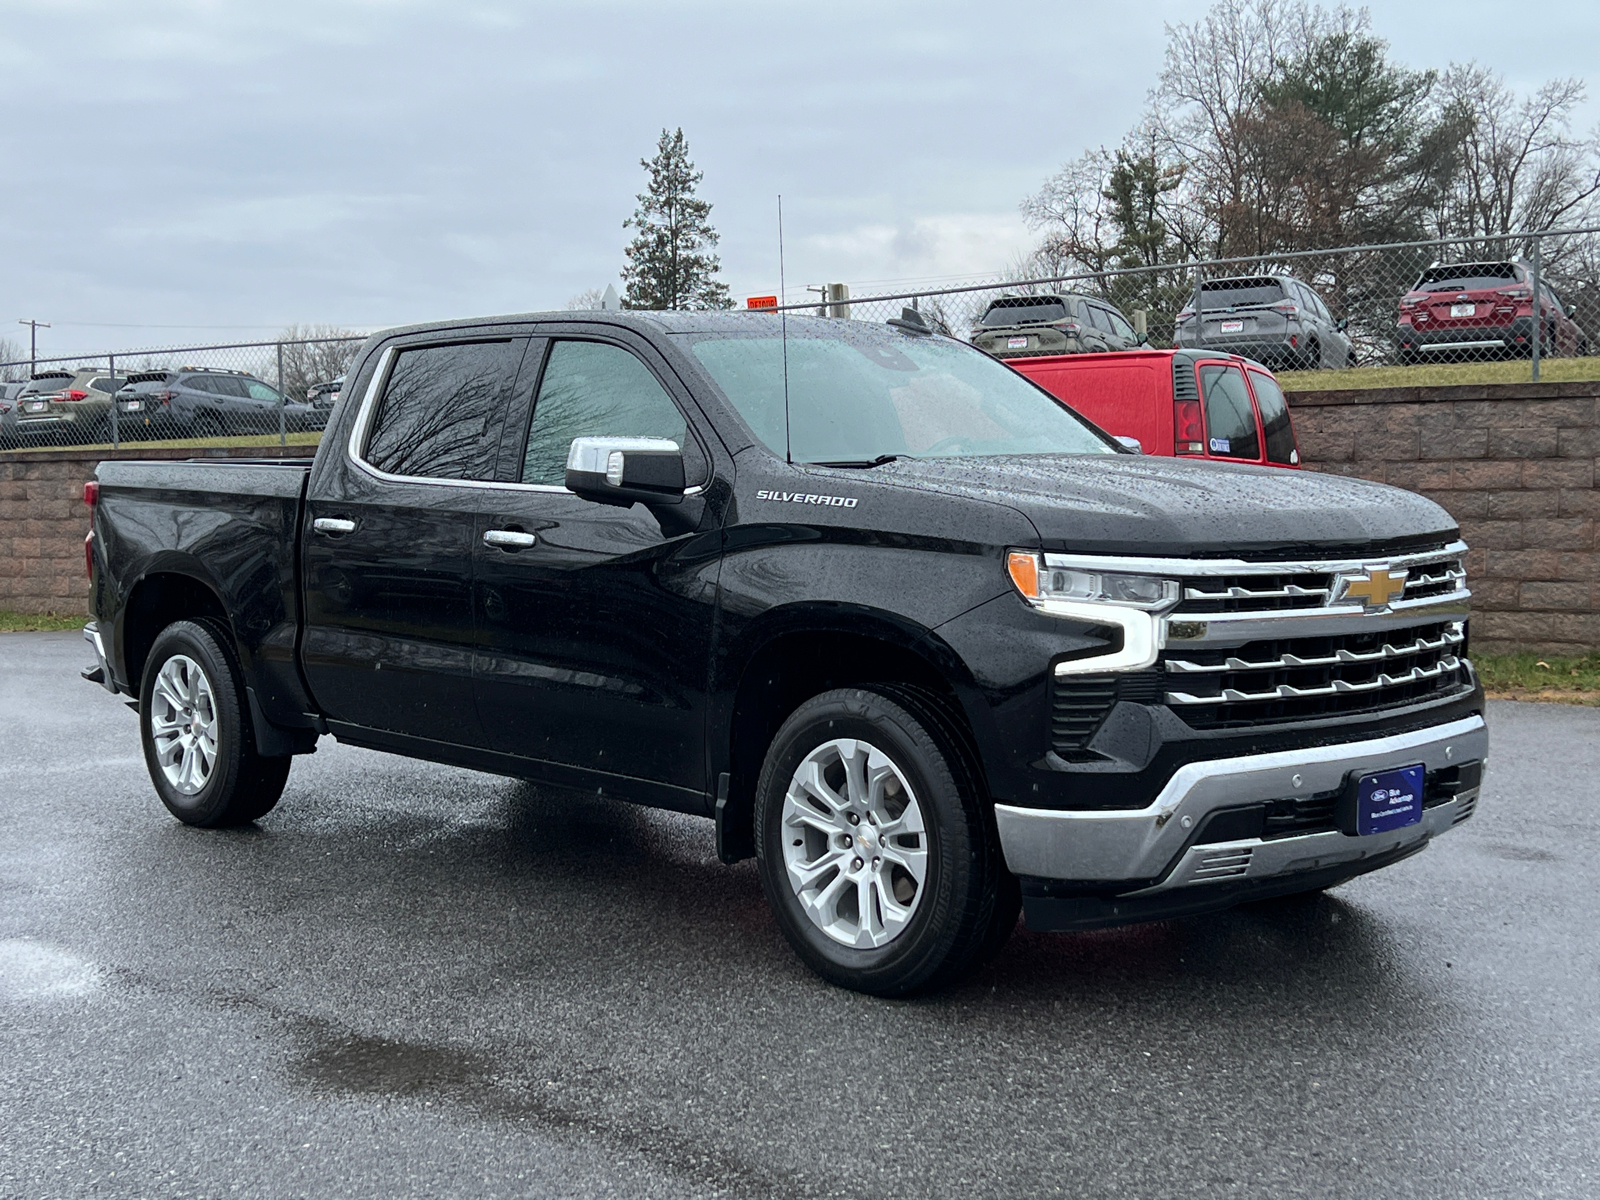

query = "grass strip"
[1279,357,1600,392]
[1473,651,1600,705]
[0,610,88,632]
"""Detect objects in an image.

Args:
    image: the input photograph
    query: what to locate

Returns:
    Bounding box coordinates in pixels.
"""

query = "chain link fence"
[0,335,366,453]
[775,227,1600,379]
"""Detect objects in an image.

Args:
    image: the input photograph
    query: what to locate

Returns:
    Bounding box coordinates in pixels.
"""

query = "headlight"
[1006,551,1179,612]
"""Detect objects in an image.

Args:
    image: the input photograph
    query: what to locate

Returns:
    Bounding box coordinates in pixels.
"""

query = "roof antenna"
[778,193,792,465]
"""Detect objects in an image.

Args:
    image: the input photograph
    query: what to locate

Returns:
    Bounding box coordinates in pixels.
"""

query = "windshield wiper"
[810,454,902,469]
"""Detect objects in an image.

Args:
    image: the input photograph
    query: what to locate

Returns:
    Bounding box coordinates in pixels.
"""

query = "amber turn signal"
[1006,551,1040,600]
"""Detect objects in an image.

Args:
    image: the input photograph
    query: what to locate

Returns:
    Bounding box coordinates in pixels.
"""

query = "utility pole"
[18,319,50,375]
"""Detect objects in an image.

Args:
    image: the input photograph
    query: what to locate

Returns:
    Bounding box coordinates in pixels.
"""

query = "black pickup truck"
[84,310,1486,995]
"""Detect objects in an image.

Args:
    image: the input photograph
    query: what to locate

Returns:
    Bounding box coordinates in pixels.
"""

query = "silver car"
[1175,275,1354,370]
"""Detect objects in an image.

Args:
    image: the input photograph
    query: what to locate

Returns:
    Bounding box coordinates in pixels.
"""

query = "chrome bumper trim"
[993,714,1487,883]
[83,622,117,693]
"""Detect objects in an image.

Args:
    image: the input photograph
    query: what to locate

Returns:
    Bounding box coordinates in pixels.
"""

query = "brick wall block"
[1386,461,1453,490]
[1487,489,1559,519]
[1421,427,1487,459]
[1296,431,1354,463]
[1521,581,1592,610]
[1523,518,1594,550]
[1352,430,1420,461]
[1558,426,1599,458]
[1487,426,1559,458]
[1452,460,1522,489]
[1464,545,1487,578]
[1559,488,1600,517]
[1471,578,1520,610]
[1474,610,1600,646]
[1456,519,1524,549]
[1556,552,1600,581]
[1523,459,1594,489]
[1485,548,1559,579]
[1423,490,1486,521]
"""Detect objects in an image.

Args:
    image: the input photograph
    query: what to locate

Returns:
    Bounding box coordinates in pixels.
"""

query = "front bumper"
[995,713,1486,926]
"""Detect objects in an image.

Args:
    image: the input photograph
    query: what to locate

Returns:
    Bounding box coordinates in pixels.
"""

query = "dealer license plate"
[121,401,143,412]
[1450,303,1476,317]
[26,401,46,412]
[1219,319,1244,333]
[1007,336,1029,349]
[1355,763,1425,836]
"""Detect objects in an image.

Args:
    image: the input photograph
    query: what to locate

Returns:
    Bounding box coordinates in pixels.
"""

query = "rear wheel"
[194,411,224,439]
[754,687,1008,996]
[139,619,290,827]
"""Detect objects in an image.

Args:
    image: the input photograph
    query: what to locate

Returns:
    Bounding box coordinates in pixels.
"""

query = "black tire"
[138,618,290,827]
[754,687,1008,996]
[194,411,224,439]
[1302,339,1321,371]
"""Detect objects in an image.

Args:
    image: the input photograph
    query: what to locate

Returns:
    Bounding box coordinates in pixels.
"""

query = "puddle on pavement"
[297,1030,486,1099]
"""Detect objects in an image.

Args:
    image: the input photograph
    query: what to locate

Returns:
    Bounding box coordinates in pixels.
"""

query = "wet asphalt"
[1,630,1597,1199]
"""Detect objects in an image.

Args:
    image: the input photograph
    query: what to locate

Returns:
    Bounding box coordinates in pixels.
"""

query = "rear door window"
[1199,364,1262,460]
[1247,370,1297,464]
[364,340,521,480]
[246,381,283,402]
[1103,308,1137,340]
[520,340,689,487]
[1085,305,1114,333]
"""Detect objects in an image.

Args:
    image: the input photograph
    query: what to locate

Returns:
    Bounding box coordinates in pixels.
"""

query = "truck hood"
[867,453,1457,557]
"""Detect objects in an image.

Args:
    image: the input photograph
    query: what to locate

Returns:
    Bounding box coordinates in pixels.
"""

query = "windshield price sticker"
[755,490,859,508]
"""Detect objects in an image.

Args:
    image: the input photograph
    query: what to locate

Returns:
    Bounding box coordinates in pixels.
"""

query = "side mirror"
[1566,303,1577,318]
[1336,317,1349,332]
[1137,333,1151,346]
[1115,436,1143,454]
[565,436,685,507]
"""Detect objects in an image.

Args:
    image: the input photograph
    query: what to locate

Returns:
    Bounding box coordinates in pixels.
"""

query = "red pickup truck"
[1008,348,1300,468]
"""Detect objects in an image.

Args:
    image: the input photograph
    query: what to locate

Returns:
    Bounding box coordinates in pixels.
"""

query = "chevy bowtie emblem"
[1337,567,1408,610]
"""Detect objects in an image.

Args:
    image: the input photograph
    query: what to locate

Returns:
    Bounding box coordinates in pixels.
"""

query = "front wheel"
[139,619,290,826]
[754,688,1009,996]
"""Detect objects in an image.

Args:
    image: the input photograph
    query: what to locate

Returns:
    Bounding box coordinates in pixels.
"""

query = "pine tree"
[621,128,732,311]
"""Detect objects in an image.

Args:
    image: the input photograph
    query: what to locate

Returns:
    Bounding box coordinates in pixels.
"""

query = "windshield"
[981,299,1068,327]
[682,329,1117,464]
[1201,279,1285,308]
[1416,263,1518,292]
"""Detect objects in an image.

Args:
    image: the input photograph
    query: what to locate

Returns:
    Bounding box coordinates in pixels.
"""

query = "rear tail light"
[83,481,99,507]
[1271,302,1299,317]
[1496,286,1531,299]
[155,391,173,405]
[58,388,89,402]
[1176,308,1194,323]
[1174,400,1204,455]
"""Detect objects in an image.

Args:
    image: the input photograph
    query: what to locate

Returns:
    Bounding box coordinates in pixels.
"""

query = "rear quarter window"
[1199,364,1261,459]
[363,340,521,480]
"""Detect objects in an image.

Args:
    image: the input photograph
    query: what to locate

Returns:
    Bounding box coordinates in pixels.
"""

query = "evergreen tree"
[621,128,732,311]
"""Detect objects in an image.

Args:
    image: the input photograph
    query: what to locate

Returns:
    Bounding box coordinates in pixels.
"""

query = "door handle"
[483,529,537,550]
[313,517,356,535]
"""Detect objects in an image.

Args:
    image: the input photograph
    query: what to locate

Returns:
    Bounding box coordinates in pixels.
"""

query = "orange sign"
[746,295,778,310]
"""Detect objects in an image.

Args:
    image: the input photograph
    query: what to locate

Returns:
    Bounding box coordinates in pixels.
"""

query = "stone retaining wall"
[2,382,1597,653]
[1286,380,1597,654]
[0,446,315,618]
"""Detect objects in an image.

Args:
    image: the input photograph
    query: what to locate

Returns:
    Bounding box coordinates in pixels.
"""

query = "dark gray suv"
[1175,275,1354,370]
[114,368,315,438]
[972,293,1144,358]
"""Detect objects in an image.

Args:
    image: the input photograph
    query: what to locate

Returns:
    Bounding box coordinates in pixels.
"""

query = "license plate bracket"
[1336,763,1426,836]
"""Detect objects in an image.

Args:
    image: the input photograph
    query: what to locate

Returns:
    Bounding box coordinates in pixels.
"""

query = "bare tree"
[1434,65,1600,246]
[275,324,366,401]
[0,337,26,381]
[565,288,606,310]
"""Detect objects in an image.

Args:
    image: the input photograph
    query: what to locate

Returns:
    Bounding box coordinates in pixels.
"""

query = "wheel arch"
[118,565,233,697]
[715,605,986,861]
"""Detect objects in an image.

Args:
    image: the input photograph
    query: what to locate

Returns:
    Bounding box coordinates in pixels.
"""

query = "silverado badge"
[1336,567,1408,611]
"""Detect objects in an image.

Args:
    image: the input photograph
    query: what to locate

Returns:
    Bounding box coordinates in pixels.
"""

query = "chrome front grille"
[1165,622,1471,729]
[1177,574,1331,614]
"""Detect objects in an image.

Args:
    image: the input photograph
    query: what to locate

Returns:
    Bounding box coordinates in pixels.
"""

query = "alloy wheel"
[149,654,219,795]
[780,738,929,949]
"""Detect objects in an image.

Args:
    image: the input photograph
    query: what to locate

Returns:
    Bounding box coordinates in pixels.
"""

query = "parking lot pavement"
[2,630,1598,1199]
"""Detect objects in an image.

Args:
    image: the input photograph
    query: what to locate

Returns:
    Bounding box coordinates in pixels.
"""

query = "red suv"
[1007,348,1300,468]
[1397,260,1587,362]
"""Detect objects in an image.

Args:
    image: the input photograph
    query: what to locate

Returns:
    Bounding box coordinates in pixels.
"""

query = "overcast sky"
[3,0,1597,359]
